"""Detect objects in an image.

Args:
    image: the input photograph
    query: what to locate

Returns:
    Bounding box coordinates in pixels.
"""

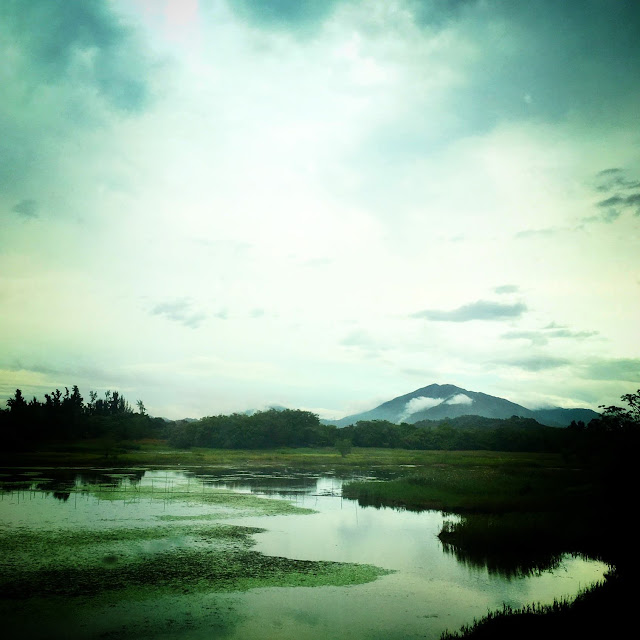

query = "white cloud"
[399,396,444,422]
[445,394,473,406]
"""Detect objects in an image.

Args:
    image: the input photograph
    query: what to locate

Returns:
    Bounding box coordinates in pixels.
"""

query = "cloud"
[410,0,480,28]
[494,284,519,295]
[412,300,527,322]
[398,392,473,421]
[596,168,640,192]
[584,358,640,383]
[502,324,598,346]
[11,199,39,219]
[150,300,206,329]
[515,227,568,239]
[229,0,341,31]
[591,168,640,221]
[399,396,444,421]
[500,356,571,372]
[0,0,158,194]
[445,393,473,405]
[0,0,151,112]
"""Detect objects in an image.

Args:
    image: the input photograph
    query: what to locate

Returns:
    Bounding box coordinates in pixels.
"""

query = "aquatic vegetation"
[0,470,390,614]
[1,543,388,600]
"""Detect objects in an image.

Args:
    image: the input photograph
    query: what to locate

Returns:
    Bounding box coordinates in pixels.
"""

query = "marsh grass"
[440,568,633,639]
[342,461,590,513]
[0,442,564,470]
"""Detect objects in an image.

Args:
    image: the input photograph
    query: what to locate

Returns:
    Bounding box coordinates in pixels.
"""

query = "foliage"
[0,386,164,449]
[335,437,352,457]
[167,409,335,450]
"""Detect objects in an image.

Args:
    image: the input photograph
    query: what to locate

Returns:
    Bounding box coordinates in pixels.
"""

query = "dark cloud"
[0,0,151,112]
[471,0,640,125]
[0,1,159,197]
[592,168,640,221]
[412,300,527,322]
[229,0,341,31]
[375,0,640,151]
[11,199,39,219]
[596,168,640,192]
[151,300,206,329]
[410,0,481,28]
[500,356,571,372]
[584,358,640,382]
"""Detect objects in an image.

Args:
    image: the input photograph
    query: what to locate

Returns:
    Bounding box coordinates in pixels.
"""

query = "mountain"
[327,384,599,427]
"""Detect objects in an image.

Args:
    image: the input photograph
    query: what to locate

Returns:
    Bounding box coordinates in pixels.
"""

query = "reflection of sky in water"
[0,468,608,640]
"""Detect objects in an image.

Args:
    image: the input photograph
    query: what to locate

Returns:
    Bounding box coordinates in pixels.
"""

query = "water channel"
[0,468,607,639]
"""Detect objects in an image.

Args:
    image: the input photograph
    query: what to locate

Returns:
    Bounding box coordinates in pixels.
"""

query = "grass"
[0,440,565,470]
[342,455,590,513]
[440,568,634,639]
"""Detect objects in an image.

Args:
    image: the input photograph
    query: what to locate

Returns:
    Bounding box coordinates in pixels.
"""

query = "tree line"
[2,385,638,459]
[1,386,165,448]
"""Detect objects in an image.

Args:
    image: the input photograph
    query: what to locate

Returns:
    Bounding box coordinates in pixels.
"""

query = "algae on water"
[0,472,390,604]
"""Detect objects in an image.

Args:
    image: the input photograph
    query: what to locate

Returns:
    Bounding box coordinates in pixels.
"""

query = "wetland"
[0,461,608,640]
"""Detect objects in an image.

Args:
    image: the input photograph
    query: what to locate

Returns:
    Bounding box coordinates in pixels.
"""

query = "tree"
[335,438,352,457]
[597,388,640,430]
[6,389,27,413]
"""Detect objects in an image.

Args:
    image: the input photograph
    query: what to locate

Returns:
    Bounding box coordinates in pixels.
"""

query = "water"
[0,468,607,639]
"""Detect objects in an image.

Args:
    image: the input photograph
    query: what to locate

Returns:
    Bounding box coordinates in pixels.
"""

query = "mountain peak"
[329,383,599,427]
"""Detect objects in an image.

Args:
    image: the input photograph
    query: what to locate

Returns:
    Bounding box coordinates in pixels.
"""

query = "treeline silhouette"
[1,386,165,449]
[2,386,638,459]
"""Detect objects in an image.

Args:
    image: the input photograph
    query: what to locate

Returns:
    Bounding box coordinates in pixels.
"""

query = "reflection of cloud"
[412,300,527,322]
[150,299,206,329]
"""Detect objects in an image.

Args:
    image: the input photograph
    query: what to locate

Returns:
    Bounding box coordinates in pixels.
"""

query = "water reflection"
[0,466,608,640]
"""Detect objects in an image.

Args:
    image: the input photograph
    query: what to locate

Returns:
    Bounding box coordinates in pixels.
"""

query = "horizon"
[1,1,639,420]
[2,380,608,422]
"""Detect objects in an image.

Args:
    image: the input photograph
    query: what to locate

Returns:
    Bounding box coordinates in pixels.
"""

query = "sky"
[1,0,639,420]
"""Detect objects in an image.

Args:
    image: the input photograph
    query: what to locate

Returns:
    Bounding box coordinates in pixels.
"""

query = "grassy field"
[0,439,565,469]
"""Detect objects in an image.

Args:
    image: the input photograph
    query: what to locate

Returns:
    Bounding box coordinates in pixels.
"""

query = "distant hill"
[325,383,599,428]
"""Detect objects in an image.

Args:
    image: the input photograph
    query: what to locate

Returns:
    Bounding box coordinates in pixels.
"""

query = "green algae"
[0,472,390,609]
[1,546,389,600]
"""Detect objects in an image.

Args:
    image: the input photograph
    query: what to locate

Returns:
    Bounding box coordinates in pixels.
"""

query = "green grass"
[0,440,566,470]
[440,568,634,639]
[342,456,589,513]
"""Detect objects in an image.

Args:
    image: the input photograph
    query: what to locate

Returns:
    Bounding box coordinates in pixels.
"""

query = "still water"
[0,468,607,639]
